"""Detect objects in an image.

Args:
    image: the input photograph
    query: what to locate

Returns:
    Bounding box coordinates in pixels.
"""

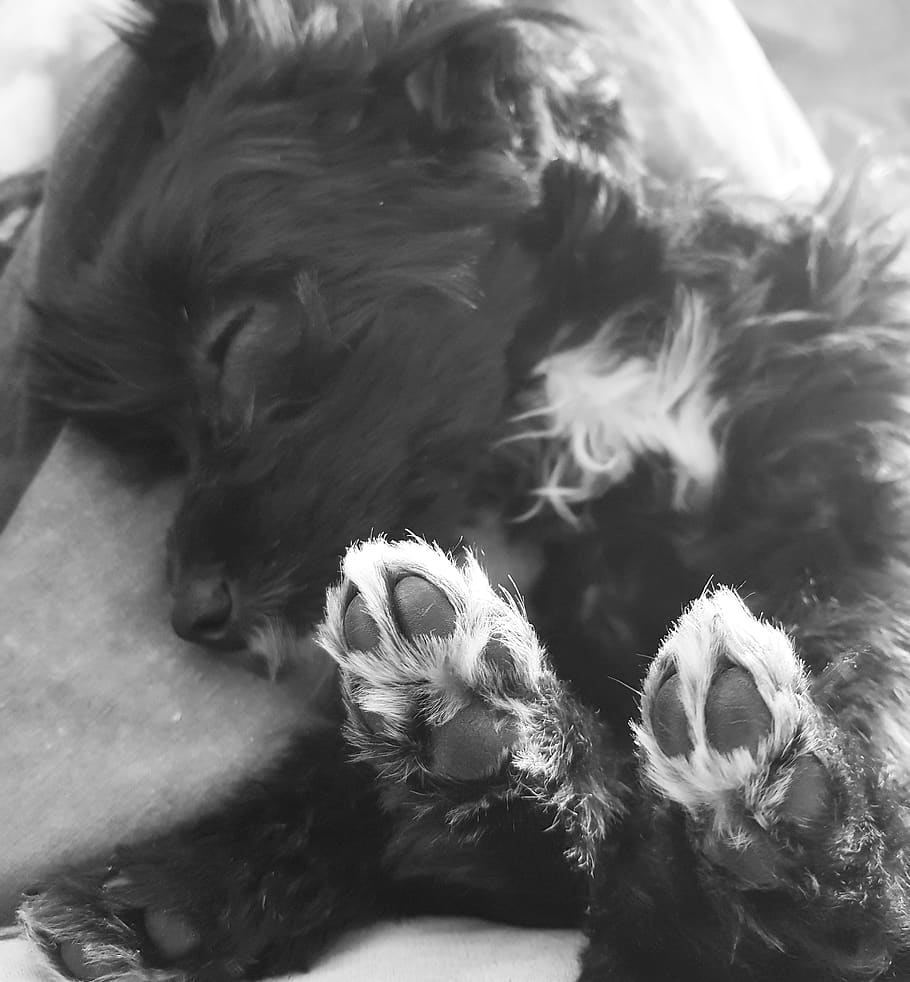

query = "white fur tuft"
[511,288,726,521]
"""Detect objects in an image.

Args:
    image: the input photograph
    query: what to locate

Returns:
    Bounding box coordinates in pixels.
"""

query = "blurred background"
[739,0,910,165]
[0,0,908,179]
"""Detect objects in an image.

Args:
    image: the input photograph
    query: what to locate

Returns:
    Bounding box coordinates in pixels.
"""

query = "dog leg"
[585,587,910,982]
[319,536,624,910]
[636,588,834,889]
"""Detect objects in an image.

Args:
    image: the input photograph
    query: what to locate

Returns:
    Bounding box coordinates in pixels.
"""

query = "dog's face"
[34,0,621,668]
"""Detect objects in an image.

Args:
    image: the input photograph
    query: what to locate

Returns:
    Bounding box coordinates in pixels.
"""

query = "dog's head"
[32,0,625,669]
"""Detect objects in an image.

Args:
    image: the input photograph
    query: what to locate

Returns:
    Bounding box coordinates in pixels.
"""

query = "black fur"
[19,1,910,980]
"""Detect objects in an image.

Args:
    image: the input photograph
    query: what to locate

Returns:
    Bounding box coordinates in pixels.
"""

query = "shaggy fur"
[18,1,910,981]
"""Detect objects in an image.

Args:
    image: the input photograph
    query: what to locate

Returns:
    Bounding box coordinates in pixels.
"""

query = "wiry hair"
[510,285,725,522]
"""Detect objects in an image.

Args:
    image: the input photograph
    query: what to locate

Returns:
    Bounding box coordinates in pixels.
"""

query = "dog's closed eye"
[192,288,338,438]
[204,304,255,368]
[199,300,296,395]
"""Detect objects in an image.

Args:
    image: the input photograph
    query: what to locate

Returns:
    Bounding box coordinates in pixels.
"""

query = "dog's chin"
[243,620,334,683]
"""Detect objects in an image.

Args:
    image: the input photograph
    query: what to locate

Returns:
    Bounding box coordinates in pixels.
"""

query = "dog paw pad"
[57,942,109,981]
[430,700,521,780]
[343,593,381,650]
[343,576,457,651]
[143,908,201,961]
[392,575,457,639]
[701,820,787,888]
[101,872,201,962]
[651,673,692,757]
[704,664,772,755]
[651,663,775,760]
[780,755,832,829]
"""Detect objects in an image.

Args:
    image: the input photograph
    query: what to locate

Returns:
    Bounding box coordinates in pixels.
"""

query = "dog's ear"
[371,4,618,160]
[116,0,305,121]
[371,4,568,156]
[115,0,217,112]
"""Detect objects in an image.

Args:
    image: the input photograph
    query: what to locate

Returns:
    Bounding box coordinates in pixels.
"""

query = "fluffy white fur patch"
[512,287,726,521]
[634,587,822,835]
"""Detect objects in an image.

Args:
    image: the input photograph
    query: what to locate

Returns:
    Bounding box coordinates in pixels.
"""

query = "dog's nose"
[171,572,241,648]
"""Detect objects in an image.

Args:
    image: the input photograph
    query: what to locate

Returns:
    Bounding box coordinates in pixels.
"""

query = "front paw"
[20,869,203,981]
[635,587,835,888]
[317,537,621,855]
[318,537,547,786]
[631,587,910,977]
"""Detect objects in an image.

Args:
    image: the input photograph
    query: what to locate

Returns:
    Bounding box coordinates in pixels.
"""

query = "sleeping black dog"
[20,1,910,980]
